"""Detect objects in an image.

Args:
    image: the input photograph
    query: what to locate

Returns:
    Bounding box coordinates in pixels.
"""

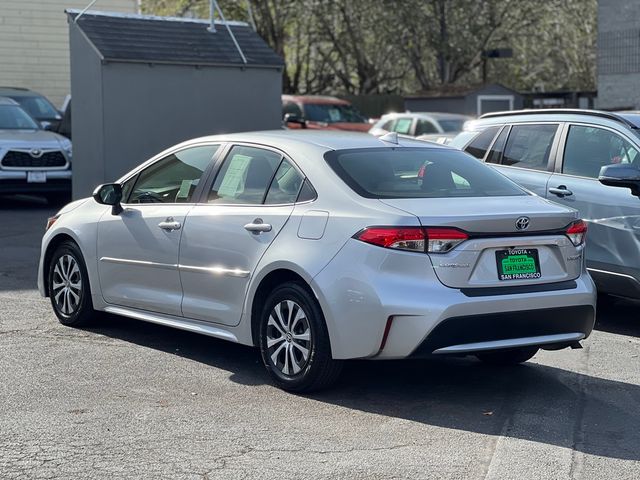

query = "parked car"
[39,130,596,392]
[0,97,72,204]
[0,87,62,131]
[282,95,370,132]
[369,112,472,138]
[450,109,640,300]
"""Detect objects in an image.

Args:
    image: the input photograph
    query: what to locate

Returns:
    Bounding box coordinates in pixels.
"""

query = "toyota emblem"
[30,149,43,158]
[515,216,530,231]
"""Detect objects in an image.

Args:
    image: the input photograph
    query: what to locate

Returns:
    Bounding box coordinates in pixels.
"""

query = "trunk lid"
[380,196,583,289]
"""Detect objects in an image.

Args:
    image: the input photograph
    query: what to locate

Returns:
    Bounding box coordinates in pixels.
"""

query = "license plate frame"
[495,248,541,281]
[27,171,47,183]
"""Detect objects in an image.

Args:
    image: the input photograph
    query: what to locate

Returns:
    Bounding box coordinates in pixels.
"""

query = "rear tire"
[475,346,538,365]
[47,241,95,327]
[259,282,342,392]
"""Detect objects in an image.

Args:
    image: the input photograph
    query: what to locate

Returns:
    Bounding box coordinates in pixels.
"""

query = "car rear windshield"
[324,148,526,199]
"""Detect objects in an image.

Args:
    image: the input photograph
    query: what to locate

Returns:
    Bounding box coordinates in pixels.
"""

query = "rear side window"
[264,159,304,204]
[486,127,509,164]
[502,124,557,171]
[209,146,281,204]
[324,148,526,199]
[464,126,500,159]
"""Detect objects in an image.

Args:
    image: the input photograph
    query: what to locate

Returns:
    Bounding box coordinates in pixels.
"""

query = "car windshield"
[304,103,366,123]
[0,105,40,130]
[437,119,466,132]
[12,96,59,119]
[325,148,526,199]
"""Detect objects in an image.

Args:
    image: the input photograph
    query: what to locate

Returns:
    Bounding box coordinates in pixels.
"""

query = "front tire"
[476,346,539,365]
[48,241,95,327]
[259,282,342,392]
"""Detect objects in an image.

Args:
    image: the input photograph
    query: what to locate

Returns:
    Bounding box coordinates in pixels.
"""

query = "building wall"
[597,0,640,109]
[71,53,283,197]
[0,0,137,108]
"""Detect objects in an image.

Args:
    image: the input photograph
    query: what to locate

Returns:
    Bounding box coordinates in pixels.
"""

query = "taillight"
[354,226,468,253]
[566,219,587,246]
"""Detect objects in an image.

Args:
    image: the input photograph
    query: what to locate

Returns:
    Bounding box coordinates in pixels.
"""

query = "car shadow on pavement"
[595,296,640,338]
[86,310,640,463]
[0,194,50,210]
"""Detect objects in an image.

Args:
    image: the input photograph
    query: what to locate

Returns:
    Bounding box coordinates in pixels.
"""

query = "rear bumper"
[0,170,71,194]
[409,304,594,357]
[313,239,597,360]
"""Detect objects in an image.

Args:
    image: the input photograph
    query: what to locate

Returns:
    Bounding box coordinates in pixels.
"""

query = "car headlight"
[61,140,72,160]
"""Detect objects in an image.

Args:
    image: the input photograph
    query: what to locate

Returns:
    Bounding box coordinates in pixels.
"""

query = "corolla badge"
[515,216,530,231]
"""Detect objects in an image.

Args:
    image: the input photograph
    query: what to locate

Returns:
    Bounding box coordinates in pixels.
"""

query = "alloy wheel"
[266,300,312,376]
[52,254,82,316]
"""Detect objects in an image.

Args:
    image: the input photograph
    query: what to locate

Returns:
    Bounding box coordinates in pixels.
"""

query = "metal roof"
[66,9,284,69]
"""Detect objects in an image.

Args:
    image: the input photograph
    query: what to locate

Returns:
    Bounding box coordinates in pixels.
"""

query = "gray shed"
[67,10,284,198]
[404,83,523,117]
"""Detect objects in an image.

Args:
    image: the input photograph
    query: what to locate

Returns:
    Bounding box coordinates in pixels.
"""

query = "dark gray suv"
[450,109,640,300]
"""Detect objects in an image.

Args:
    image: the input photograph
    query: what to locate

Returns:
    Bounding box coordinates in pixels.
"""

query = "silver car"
[369,112,472,139]
[450,109,640,300]
[38,131,596,391]
[0,97,72,203]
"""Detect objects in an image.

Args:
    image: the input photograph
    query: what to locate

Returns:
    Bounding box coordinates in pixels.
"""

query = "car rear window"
[324,148,526,199]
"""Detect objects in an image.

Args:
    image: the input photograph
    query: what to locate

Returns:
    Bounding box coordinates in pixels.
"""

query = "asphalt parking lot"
[1,195,639,479]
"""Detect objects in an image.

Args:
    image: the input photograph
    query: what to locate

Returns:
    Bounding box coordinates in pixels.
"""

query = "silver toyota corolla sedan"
[38,131,596,392]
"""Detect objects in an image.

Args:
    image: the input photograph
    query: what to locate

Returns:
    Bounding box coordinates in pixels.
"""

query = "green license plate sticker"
[495,248,541,281]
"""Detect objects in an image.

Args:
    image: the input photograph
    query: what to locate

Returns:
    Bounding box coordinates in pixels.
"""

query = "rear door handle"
[548,186,573,197]
[158,217,182,231]
[244,218,272,234]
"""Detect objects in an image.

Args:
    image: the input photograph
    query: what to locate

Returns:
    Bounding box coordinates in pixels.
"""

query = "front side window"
[415,119,438,136]
[563,125,640,178]
[501,124,557,171]
[128,145,218,204]
[209,146,282,204]
[324,148,526,199]
[393,118,413,134]
[464,126,500,159]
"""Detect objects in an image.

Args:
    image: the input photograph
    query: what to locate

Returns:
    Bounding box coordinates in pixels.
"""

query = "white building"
[0,0,138,108]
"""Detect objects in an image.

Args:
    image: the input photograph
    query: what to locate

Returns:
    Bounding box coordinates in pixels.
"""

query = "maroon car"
[282,95,371,132]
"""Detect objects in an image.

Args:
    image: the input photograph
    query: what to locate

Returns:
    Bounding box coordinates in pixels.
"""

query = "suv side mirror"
[93,183,124,215]
[283,113,307,128]
[599,163,640,198]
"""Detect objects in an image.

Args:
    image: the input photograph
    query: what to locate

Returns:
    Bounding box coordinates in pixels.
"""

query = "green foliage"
[140,0,596,94]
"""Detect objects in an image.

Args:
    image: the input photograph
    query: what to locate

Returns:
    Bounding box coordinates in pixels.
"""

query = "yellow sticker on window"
[218,154,251,197]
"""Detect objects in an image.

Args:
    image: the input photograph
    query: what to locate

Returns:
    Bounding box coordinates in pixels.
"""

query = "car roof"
[380,112,471,121]
[0,97,20,106]
[281,95,350,106]
[181,129,453,152]
[475,108,639,130]
[0,87,41,98]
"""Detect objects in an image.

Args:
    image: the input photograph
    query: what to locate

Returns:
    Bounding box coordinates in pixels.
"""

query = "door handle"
[548,186,573,197]
[158,217,182,231]
[244,218,272,234]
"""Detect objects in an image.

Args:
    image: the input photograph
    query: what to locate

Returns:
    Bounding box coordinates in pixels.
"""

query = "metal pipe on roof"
[75,0,99,23]
[208,0,247,64]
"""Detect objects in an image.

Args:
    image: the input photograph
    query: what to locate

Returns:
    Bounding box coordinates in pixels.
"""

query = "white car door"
[179,144,308,326]
[97,145,219,315]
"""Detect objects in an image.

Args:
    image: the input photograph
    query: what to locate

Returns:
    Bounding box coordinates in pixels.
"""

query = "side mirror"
[283,113,307,128]
[598,164,640,198]
[93,183,124,215]
[40,121,53,131]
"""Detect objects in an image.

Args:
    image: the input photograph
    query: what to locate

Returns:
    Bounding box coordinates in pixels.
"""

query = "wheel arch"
[249,267,324,349]
[42,232,82,297]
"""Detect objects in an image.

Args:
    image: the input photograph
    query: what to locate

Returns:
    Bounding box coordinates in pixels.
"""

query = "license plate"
[27,171,47,183]
[495,248,541,281]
